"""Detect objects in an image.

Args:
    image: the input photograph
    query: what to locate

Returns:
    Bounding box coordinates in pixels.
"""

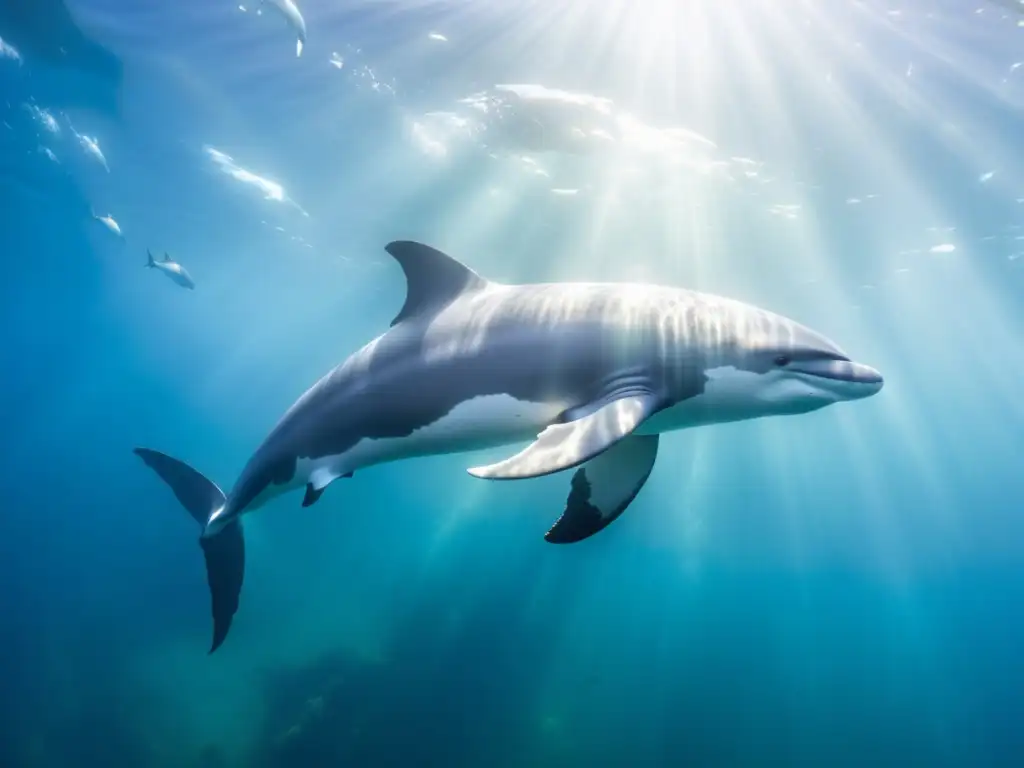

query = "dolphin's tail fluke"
[146,250,156,268]
[133,448,244,654]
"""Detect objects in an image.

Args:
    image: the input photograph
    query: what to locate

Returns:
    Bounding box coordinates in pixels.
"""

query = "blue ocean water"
[2,0,1024,765]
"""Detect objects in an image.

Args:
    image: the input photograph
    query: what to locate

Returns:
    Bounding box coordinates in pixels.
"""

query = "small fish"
[75,131,109,171]
[24,104,60,134]
[0,36,21,65]
[259,0,306,57]
[92,211,123,238]
[146,250,195,290]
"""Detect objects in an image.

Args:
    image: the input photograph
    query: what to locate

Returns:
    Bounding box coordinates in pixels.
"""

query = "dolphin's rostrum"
[135,240,883,652]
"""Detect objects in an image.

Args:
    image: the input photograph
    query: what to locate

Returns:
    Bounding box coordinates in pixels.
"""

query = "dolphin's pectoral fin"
[468,392,661,480]
[545,435,659,543]
[384,241,489,326]
[302,468,353,507]
[302,484,325,507]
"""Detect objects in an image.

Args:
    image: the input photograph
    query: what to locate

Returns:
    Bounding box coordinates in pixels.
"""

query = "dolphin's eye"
[774,355,791,367]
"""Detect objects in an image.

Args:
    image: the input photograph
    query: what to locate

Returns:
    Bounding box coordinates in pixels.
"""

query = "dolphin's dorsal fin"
[384,241,487,326]
[163,252,172,262]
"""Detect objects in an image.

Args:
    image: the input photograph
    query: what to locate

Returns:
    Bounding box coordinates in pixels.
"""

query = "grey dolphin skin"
[135,241,883,652]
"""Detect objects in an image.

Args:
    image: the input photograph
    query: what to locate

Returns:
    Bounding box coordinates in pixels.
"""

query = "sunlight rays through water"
[6,0,1024,765]
[110,0,1024,584]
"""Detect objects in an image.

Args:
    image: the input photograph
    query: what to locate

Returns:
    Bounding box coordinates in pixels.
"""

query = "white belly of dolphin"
[299,394,568,482]
[637,366,769,434]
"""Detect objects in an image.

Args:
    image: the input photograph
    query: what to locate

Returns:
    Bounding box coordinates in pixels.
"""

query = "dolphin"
[146,249,195,290]
[92,210,122,238]
[135,241,883,653]
[259,0,307,57]
[0,0,122,116]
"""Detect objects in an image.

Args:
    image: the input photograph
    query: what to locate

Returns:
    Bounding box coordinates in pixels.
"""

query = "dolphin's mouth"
[789,358,884,391]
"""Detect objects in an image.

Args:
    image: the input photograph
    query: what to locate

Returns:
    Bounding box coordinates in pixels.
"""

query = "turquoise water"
[2,1,1024,765]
